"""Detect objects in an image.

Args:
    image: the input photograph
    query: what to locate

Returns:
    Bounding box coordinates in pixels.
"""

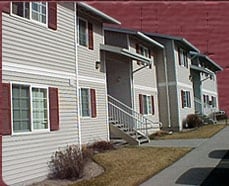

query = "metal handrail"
[108,95,162,135]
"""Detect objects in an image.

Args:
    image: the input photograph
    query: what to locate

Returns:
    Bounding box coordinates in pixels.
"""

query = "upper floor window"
[136,43,152,68]
[12,2,47,24]
[78,18,94,49]
[181,90,191,108]
[178,48,188,68]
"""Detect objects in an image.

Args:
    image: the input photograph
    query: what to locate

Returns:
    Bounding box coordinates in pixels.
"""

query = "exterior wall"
[105,31,128,48]
[77,14,109,144]
[201,72,219,115]
[79,79,109,144]
[130,37,160,125]
[106,55,132,107]
[2,3,79,185]
[174,44,195,130]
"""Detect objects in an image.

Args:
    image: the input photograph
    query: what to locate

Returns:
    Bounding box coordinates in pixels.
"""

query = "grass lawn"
[150,124,226,140]
[71,147,191,186]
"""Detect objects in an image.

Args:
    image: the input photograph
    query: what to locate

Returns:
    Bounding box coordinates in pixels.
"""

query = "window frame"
[10,2,48,26]
[139,44,150,58]
[142,95,153,115]
[78,17,88,47]
[178,48,188,68]
[79,88,91,118]
[11,82,50,135]
[182,90,191,108]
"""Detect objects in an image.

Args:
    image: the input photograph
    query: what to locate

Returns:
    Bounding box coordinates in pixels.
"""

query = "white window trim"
[77,17,88,48]
[10,82,50,135]
[79,87,91,118]
[10,2,48,27]
[179,48,188,68]
[139,44,150,58]
[182,90,191,108]
[143,94,153,115]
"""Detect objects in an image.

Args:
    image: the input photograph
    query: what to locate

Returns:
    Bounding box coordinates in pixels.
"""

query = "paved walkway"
[140,126,229,186]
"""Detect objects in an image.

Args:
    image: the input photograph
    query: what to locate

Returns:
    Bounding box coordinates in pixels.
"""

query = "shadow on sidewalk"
[176,150,229,186]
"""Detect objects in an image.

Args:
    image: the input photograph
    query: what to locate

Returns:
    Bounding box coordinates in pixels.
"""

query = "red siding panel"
[88,22,94,50]
[151,96,155,115]
[139,94,143,114]
[1,83,11,135]
[48,2,57,30]
[49,87,59,131]
[90,89,97,118]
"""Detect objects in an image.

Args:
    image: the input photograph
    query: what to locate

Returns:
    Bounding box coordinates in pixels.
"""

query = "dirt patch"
[30,159,104,186]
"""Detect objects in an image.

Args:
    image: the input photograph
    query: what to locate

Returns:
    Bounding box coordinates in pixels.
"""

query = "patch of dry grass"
[71,147,191,186]
[150,124,226,140]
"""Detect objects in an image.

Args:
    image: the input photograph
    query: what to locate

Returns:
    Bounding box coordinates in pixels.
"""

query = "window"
[79,19,87,46]
[181,90,191,108]
[80,88,90,117]
[80,88,97,117]
[211,96,217,107]
[139,94,155,115]
[203,94,209,108]
[12,84,48,133]
[78,18,93,49]
[136,43,152,67]
[12,2,47,24]
[178,48,188,68]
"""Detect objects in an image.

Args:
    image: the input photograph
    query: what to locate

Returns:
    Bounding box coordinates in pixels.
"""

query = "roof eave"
[78,3,121,25]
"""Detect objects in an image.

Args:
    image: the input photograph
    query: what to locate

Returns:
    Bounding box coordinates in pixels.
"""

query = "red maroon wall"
[90,1,229,115]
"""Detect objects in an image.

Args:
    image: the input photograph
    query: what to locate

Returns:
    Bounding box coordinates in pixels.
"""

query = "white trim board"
[78,75,106,84]
[3,62,76,79]
[134,84,158,92]
[202,89,218,95]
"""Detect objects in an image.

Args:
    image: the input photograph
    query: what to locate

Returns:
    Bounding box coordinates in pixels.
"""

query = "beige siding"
[2,3,79,185]
[3,3,76,74]
[78,18,105,80]
[79,80,109,144]
[2,72,79,186]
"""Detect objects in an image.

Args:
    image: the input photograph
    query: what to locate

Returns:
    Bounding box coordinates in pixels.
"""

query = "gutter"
[74,3,82,149]
[162,48,171,128]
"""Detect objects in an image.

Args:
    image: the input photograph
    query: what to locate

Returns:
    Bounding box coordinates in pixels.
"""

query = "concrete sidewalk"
[140,126,229,186]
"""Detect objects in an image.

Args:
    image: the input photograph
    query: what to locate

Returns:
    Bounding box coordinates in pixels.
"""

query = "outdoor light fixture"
[95,61,101,69]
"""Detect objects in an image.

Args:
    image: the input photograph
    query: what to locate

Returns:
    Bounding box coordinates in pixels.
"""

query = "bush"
[89,141,115,153]
[185,114,203,128]
[48,145,93,180]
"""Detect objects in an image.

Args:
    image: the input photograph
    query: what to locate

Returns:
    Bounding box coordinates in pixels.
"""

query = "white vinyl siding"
[2,3,79,185]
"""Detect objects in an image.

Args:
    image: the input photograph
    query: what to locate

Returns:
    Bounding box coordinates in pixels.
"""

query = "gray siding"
[105,31,128,48]
[2,3,79,185]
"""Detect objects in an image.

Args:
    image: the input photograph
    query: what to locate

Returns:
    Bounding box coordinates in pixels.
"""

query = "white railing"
[108,95,162,136]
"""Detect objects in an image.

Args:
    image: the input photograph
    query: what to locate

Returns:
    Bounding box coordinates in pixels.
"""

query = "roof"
[100,44,151,65]
[104,27,164,49]
[144,32,200,53]
[78,3,120,25]
[190,51,223,72]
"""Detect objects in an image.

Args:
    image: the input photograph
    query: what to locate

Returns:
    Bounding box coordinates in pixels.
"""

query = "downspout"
[74,3,82,149]
[162,48,171,128]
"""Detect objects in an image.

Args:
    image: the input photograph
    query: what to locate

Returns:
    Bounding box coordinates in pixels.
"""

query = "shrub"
[186,114,203,128]
[48,145,93,180]
[149,130,170,139]
[89,141,115,153]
